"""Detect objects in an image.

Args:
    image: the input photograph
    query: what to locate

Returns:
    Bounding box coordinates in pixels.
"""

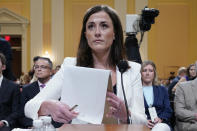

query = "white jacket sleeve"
[117,61,147,124]
[129,71,147,124]
[25,57,76,119]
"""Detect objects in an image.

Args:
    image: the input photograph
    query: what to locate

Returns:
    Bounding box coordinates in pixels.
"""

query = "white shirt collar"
[0,75,3,87]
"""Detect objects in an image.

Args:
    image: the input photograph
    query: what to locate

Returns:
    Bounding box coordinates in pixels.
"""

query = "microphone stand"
[120,72,131,124]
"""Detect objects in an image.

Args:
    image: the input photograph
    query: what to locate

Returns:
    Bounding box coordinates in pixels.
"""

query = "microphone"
[117,60,129,73]
[117,60,131,124]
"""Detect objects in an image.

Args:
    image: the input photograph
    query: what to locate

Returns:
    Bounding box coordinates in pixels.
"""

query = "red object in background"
[4,35,10,41]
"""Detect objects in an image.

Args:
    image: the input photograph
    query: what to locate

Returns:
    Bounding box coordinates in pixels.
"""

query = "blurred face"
[141,64,155,86]
[189,65,197,77]
[0,60,6,75]
[85,11,115,53]
[34,59,52,80]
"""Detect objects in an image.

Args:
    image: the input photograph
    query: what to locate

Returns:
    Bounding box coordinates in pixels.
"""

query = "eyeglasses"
[189,69,196,71]
[34,65,50,70]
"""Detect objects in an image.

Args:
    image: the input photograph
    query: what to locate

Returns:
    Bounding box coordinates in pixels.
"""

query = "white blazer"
[25,57,147,124]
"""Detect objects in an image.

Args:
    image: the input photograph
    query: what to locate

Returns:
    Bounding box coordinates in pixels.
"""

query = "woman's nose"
[95,26,101,37]
[146,72,150,75]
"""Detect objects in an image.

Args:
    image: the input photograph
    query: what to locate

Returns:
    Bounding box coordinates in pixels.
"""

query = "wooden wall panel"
[0,0,31,72]
[148,0,197,78]
[43,0,51,55]
[0,2,23,15]
[189,0,197,63]
[127,0,135,14]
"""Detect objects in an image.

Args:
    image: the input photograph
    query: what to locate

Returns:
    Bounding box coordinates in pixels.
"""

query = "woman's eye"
[142,69,147,72]
[87,24,94,30]
[149,69,154,72]
[101,23,108,29]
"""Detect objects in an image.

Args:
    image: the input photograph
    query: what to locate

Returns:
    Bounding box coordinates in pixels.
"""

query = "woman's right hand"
[147,120,155,129]
[39,100,78,123]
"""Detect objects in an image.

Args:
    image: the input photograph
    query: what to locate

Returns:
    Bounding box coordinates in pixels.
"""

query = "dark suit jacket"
[19,81,63,128]
[0,38,15,81]
[19,81,40,128]
[168,76,180,102]
[0,78,20,128]
[144,85,172,123]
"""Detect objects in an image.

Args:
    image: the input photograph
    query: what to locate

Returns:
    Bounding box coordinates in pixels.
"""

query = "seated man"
[174,61,197,131]
[0,53,20,130]
[19,57,62,128]
[168,67,187,102]
[19,57,53,128]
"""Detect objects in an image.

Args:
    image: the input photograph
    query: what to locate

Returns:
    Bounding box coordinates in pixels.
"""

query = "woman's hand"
[147,117,162,129]
[106,92,129,123]
[0,121,5,128]
[39,100,78,123]
[154,117,162,124]
[147,120,155,129]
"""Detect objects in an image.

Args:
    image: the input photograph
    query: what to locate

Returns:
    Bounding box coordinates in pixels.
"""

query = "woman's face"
[141,64,155,85]
[189,65,197,77]
[85,11,115,53]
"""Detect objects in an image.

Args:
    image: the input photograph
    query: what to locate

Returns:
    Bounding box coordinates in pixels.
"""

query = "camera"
[139,7,159,32]
[126,7,159,34]
[125,7,159,64]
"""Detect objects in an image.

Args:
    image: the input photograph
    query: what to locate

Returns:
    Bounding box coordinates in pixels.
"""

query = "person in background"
[174,61,197,131]
[166,72,175,86]
[18,56,40,88]
[168,67,187,102]
[0,38,16,81]
[18,57,53,128]
[167,67,187,130]
[141,61,172,131]
[0,53,20,130]
[19,72,31,86]
[53,65,61,75]
[25,5,147,125]
[30,56,40,83]
[186,64,196,81]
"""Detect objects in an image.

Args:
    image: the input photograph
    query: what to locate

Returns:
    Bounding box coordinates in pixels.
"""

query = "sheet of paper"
[60,66,111,124]
[148,107,158,122]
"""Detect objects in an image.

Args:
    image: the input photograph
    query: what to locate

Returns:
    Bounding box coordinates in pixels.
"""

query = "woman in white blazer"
[25,5,147,125]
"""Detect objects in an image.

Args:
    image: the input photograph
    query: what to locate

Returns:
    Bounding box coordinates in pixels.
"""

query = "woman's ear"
[50,69,53,76]
[2,65,6,71]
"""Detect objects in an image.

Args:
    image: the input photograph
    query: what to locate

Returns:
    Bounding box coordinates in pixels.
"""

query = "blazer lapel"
[31,81,40,96]
[0,78,8,91]
[153,86,159,107]
[0,78,6,96]
[0,78,11,99]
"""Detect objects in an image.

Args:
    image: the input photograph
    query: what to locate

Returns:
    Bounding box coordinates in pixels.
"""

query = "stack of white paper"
[60,66,111,124]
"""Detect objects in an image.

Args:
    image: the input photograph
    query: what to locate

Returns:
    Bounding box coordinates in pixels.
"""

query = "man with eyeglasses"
[18,57,53,128]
